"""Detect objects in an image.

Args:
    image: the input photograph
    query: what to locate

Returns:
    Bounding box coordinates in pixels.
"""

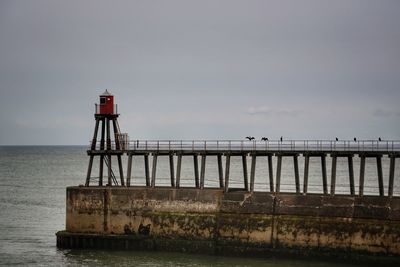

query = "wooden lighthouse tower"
[85,90,125,186]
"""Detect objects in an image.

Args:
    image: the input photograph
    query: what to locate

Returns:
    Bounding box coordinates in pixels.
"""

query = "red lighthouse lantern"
[98,89,115,115]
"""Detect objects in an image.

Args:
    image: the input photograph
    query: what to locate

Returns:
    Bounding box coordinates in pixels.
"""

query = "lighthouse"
[85,90,126,186]
[98,90,115,114]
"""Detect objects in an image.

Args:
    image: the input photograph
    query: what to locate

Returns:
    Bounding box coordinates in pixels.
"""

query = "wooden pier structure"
[86,139,400,197]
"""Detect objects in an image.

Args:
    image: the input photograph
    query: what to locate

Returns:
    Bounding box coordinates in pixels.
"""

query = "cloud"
[246,106,302,117]
[373,108,400,117]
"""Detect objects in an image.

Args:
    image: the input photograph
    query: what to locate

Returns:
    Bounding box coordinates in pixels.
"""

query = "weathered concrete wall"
[62,186,400,257]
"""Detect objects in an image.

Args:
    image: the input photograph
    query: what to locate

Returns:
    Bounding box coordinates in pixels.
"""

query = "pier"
[87,139,400,197]
[57,92,400,262]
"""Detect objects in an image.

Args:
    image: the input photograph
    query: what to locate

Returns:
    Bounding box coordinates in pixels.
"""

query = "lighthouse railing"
[94,104,118,115]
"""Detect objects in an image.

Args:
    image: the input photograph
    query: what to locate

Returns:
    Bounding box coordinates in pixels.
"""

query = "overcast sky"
[1,0,399,145]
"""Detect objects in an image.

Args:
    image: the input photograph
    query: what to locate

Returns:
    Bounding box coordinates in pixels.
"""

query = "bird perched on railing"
[280,136,283,142]
[261,137,268,141]
[246,136,255,141]
[354,137,357,142]
[379,137,382,141]
[335,137,338,141]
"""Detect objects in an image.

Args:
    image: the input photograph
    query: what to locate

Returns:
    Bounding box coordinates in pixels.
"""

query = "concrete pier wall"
[60,186,400,258]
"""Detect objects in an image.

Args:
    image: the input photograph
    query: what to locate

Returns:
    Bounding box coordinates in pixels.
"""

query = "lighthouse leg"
[118,155,125,186]
[99,155,104,186]
[85,155,94,186]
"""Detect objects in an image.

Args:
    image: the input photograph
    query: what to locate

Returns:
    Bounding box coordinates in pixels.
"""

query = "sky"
[0,0,399,145]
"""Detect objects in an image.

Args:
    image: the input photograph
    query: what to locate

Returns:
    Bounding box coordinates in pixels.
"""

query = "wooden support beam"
[112,119,120,150]
[377,156,384,196]
[359,155,366,196]
[242,154,249,191]
[268,155,274,192]
[176,154,182,188]
[100,118,105,150]
[91,119,100,150]
[348,156,355,195]
[169,154,175,187]
[293,155,300,194]
[389,156,396,197]
[126,154,132,187]
[151,154,157,188]
[106,118,111,150]
[330,155,337,196]
[117,155,124,186]
[108,154,112,186]
[193,155,199,188]
[303,155,310,194]
[276,155,282,193]
[224,154,231,193]
[250,154,256,192]
[99,155,104,186]
[200,154,206,189]
[217,154,224,188]
[144,154,150,187]
[321,154,328,195]
[85,155,94,186]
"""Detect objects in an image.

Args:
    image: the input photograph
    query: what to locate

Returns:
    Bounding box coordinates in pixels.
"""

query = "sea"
[0,146,398,266]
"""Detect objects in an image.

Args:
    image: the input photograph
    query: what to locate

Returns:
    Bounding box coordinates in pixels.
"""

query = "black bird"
[280,136,283,142]
[246,136,255,141]
[261,137,268,141]
[379,137,382,141]
[335,137,338,141]
[354,137,357,142]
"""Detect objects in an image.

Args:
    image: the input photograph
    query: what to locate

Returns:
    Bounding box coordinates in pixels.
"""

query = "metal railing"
[95,104,118,115]
[89,139,400,153]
